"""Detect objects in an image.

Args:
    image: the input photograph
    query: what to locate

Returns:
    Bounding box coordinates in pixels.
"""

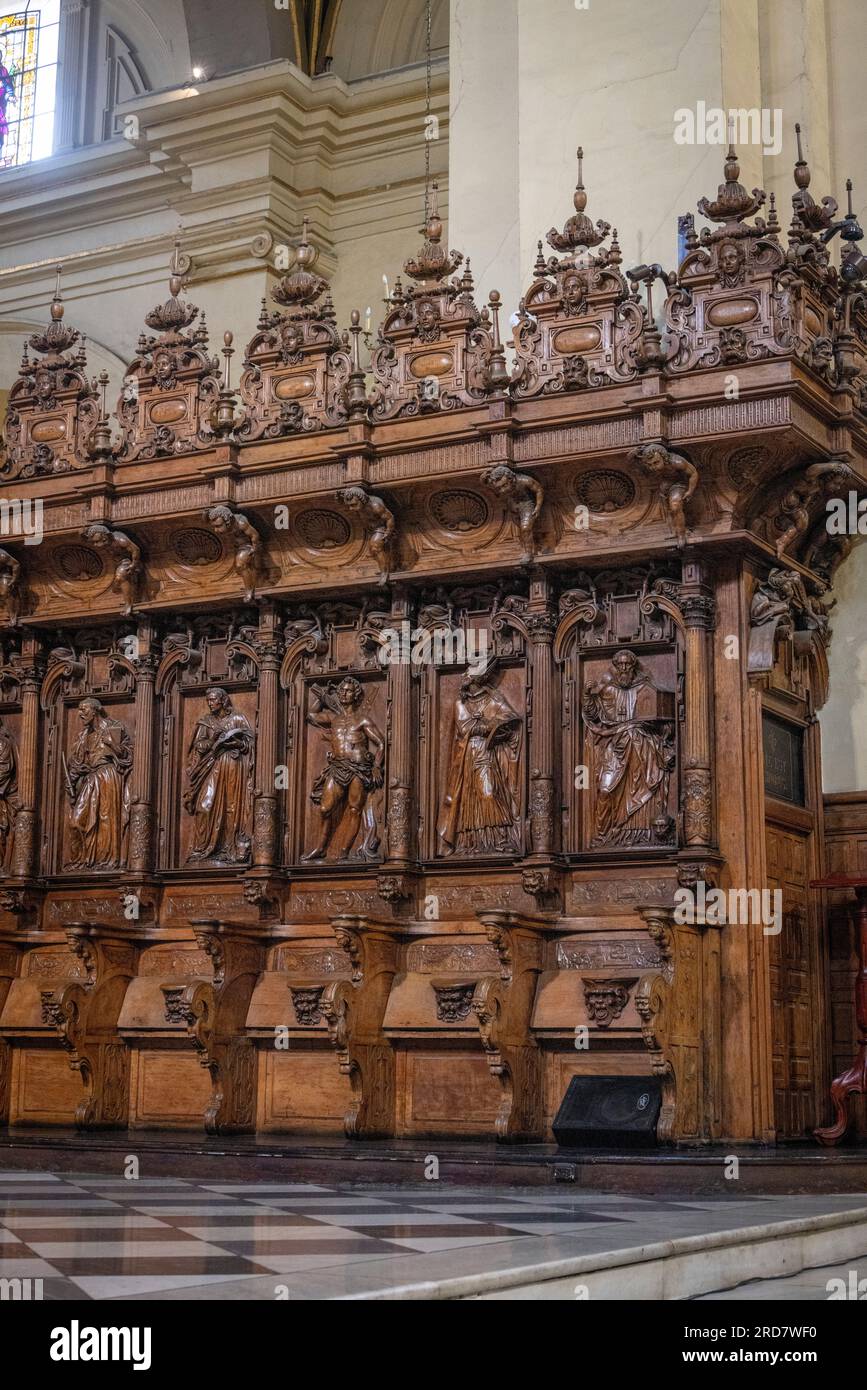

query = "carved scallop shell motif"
[574,470,635,513]
[172,528,223,566]
[428,489,489,532]
[53,544,104,582]
[294,508,352,550]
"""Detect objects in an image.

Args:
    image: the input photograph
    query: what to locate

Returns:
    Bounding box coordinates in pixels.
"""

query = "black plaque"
[762,712,805,805]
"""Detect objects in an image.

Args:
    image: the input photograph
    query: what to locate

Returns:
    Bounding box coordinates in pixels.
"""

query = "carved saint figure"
[481,462,544,564]
[64,698,132,870]
[582,650,675,848]
[0,715,17,870]
[184,687,254,864]
[82,524,142,617]
[630,443,698,549]
[0,547,20,625]
[302,676,385,862]
[438,670,522,857]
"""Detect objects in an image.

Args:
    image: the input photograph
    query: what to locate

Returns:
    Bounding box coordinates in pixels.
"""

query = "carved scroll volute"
[326,915,405,1138]
[184,920,264,1135]
[474,910,555,1142]
[53,925,136,1130]
[637,904,721,1144]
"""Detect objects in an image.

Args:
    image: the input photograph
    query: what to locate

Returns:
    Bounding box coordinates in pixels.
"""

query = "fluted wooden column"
[680,559,716,849]
[385,587,415,865]
[252,604,282,868]
[526,573,558,858]
[128,620,157,874]
[10,634,44,880]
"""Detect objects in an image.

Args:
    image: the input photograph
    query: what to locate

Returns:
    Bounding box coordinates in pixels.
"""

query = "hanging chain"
[424,0,433,223]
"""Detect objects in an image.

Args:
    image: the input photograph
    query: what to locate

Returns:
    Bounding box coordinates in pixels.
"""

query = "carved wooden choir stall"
[0,140,865,1146]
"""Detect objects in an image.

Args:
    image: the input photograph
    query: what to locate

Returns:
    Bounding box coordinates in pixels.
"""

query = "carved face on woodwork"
[484,465,515,497]
[337,676,363,709]
[208,506,233,533]
[612,650,639,688]
[153,350,174,383]
[718,240,745,287]
[84,525,111,549]
[33,368,54,403]
[339,486,366,513]
[78,697,102,727]
[205,686,230,715]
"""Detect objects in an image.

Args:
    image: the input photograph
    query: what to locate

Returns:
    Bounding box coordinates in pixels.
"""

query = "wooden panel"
[10,1047,81,1125]
[823,792,867,1137]
[258,1049,351,1133]
[766,822,817,1138]
[395,1050,501,1137]
[128,1048,211,1129]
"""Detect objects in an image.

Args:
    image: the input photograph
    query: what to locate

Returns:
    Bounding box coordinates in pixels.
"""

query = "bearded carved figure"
[438,670,522,857]
[302,676,385,862]
[64,699,133,870]
[582,650,675,848]
[184,687,254,865]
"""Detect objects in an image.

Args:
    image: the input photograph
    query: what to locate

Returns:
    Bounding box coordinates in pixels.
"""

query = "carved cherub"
[205,505,262,601]
[481,462,544,563]
[0,548,20,626]
[82,524,142,616]
[773,459,851,558]
[630,443,698,548]
[336,484,395,581]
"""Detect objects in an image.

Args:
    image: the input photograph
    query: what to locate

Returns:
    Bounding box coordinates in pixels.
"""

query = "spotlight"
[191,65,205,81]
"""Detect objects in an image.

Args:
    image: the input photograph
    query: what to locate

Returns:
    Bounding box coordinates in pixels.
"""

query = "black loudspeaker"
[553,1075,662,1148]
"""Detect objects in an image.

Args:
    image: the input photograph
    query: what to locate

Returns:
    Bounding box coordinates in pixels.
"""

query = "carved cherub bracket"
[336,483,396,581]
[0,548,22,627]
[481,462,544,563]
[203,505,262,602]
[630,443,698,548]
[81,524,142,616]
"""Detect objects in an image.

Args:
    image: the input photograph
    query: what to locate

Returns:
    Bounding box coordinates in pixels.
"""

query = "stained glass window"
[0,0,60,170]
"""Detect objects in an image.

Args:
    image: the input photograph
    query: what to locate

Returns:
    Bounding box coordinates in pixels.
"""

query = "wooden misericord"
[0,142,865,1147]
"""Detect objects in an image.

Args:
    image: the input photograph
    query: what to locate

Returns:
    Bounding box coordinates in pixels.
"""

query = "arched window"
[0,0,60,169]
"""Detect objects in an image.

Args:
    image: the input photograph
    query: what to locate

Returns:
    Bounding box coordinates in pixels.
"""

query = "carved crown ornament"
[0,118,864,494]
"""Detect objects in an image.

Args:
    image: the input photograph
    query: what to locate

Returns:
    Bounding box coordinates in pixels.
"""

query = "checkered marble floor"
[1,1172,865,1300]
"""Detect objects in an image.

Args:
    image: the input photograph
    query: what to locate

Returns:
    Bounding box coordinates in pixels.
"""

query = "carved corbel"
[629,443,698,548]
[181,920,264,1134]
[81,524,143,616]
[769,459,851,559]
[335,483,396,581]
[481,462,544,564]
[473,910,555,1141]
[51,926,136,1130]
[636,904,721,1142]
[324,915,405,1138]
[203,504,263,602]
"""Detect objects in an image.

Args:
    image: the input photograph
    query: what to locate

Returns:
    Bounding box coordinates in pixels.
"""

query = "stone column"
[53,0,91,152]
